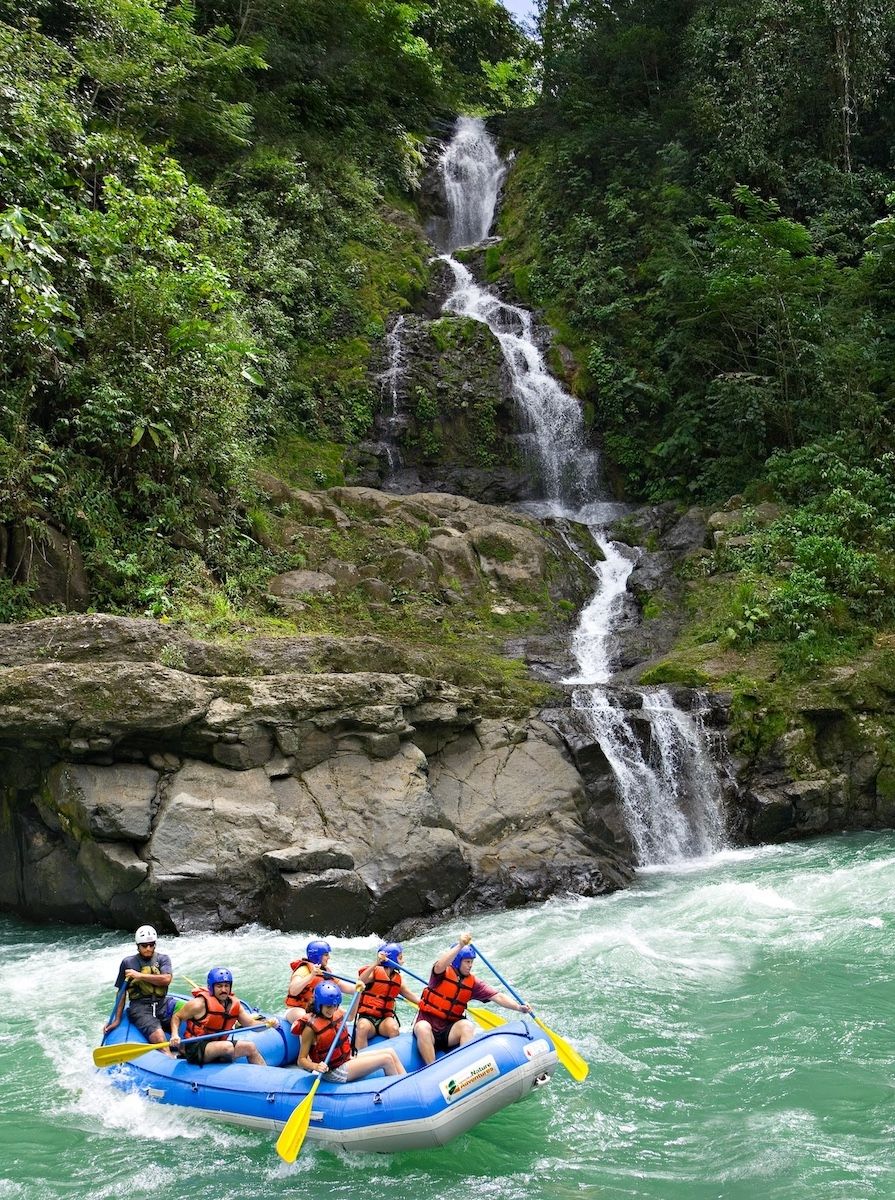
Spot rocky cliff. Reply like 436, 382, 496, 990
0, 488, 636, 936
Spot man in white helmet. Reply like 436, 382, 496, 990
104, 925, 174, 1051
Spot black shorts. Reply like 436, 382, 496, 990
357, 1013, 399, 1035
432, 1025, 454, 1053
179, 1040, 210, 1066
179, 1034, 232, 1065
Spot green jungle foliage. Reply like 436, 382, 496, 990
4, 0, 894, 689
492, 0, 895, 674
0, 0, 528, 621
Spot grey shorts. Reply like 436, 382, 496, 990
128, 998, 166, 1039
323, 1064, 349, 1083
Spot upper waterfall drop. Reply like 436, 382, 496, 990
435, 116, 505, 252
439, 254, 602, 508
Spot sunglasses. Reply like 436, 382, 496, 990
137, 941, 156, 948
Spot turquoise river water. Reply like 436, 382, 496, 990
2, 831, 895, 1200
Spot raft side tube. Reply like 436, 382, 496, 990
102, 1011, 558, 1153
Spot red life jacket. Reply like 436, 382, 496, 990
357, 964, 401, 1020
184, 988, 242, 1041
285, 959, 321, 1009
296, 1009, 351, 1069
418, 966, 475, 1024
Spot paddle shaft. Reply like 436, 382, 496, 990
93, 1012, 274, 1067
384, 959, 506, 1031
169, 1025, 269, 1050
469, 944, 531, 1012
101, 982, 128, 1044
382, 958, 428, 988
470, 942, 589, 1080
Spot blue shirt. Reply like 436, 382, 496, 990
114, 951, 172, 994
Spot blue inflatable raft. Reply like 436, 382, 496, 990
101, 1005, 558, 1152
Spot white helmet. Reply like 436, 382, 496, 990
135, 925, 158, 943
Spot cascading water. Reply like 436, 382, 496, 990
435, 116, 506, 251
376, 314, 407, 479
440, 257, 599, 506
436, 116, 726, 863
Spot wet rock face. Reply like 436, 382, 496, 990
358, 312, 534, 502
734, 673, 895, 843
607, 503, 713, 678
2, 521, 89, 610
0, 615, 633, 935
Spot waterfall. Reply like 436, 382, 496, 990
435, 116, 727, 864
376, 315, 407, 479
437, 116, 506, 251
571, 689, 727, 863
440, 257, 599, 506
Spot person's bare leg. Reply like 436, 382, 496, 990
232, 1039, 265, 1065
413, 1021, 435, 1065
354, 1017, 374, 1050
148, 1027, 174, 1057
202, 1042, 236, 1064
345, 1049, 406, 1081
447, 1019, 476, 1050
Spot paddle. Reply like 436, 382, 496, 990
383, 958, 505, 1032
101, 982, 128, 1044
94, 1027, 245, 1068
275, 989, 361, 1163
470, 943, 589, 1082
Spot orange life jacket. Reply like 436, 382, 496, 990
296, 1009, 351, 1069
417, 966, 475, 1024
183, 988, 242, 1041
357, 964, 401, 1020
285, 959, 324, 1010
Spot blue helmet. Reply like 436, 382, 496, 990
207, 966, 233, 990
306, 939, 332, 965
452, 946, 476, 973
313, 981, 342, 1011
379, 942, 403, 965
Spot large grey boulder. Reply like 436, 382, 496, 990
43, 763, 158, 842
429, 718, 634, 902
0, 614, 634, 934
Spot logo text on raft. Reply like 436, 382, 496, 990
438, 1055, 499, 1103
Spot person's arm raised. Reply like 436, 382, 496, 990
431, 929, 472, 975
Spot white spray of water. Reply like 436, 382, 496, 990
440, 255, 600, 505
570, 688, 728, 863
564, 533, 636, 685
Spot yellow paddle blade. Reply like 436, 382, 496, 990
276, 1078, 320, 1163
534, 1016, 589, 1081
93, 1040, 171, 1067
467, 1007, 506, 1031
